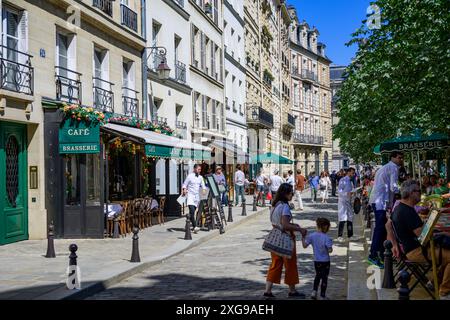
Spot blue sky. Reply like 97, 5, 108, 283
289, 0, 372, 66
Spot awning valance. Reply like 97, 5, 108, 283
373, 131, 449, 155
103, 123, 211, 160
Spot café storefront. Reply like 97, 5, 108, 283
43, 103, 210, 239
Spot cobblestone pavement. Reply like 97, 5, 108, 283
88, 192, 348, 300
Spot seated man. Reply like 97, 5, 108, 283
386, 180, 450, 300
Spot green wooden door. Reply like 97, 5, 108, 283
0, 122, 28, 245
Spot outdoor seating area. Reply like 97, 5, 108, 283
105, 196, 166, 237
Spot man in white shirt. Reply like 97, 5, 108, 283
255, 169, 267, 206
338, 168, 356, 241
368, 151, 403, 268
234, 164, 246, 206
269, 169, 284, 195
182, 164, 206, 233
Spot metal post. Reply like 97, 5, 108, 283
130, 227, 141, 262
398, 270, 411, 300
45, 221, 56, 258
184, 208, 192, 240
253, 193, 257, 211
68, 244, 78, 288
227, 202, 233, 222
382, 240, 396, 289
113, 215, 120, 238
241, 199, 247, 216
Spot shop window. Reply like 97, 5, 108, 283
156, 159, 166, 195
170, 160, 179, 195
64, 155, 81, 206
86, 154, 101, 206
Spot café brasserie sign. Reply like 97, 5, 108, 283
397, 140, 446, 151
59, 120, 100, 154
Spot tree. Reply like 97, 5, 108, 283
333, 0, 450, 163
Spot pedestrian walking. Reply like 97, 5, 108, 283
182, 164, 207, 234
294, 169, 306, 210
367, 151, 403, 268
309, 172, 319, 203
302, 217, 333, 300
264, 183, 308, 299
337, 168, 356, 241
330, 170, 338, 197
269, 169, 284, 200
213, 166, 227, 205
319, 171, 331, 203
255, 169, 268, 206
234, 165, 246, 206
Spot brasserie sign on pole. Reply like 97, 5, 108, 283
59, 120, 100, 154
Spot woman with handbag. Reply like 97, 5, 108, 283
213, 166, 227, 205
263, 183, 308, 299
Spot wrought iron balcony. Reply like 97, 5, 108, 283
301, 69, 318, 82
0, 46, 33, 95
176, 120, 187, 129
93, 0, 113, 16
121, 4, 138, 32
246, 105, 274, 130
282, 113, 295, 131
293, 133, 324, 145
291, 65, 300, 78
122, 87, 139, 117
93, 77, 114, 113
156, 116, 167, 125
55, 66, 82, 104
174, 60, 186, 84
225, 97, 230, 110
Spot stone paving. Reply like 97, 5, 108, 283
88, 192, 348, 300
0, 195, 264, 300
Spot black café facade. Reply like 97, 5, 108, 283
43, 101, 210, 239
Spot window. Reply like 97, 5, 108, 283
231, 28, 235, 36
238, 35, 241, 43
152, 21, 161, 46
122, 59, 135, 93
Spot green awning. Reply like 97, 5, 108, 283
373, 131, 449, 155
250, 152, 293, 164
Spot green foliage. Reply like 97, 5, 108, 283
334, 0, 450, 163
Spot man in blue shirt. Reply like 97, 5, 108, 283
309, 172, 319, 203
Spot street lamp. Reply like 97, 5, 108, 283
146, 46, 171, 81
252, 107, 258, 121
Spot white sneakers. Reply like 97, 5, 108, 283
193, 227, 200, 234
310, 290, 317, 300
336, 237, 344, 242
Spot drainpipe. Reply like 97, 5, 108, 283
141, 0, 148, 119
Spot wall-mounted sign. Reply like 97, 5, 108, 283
59, 120, 100, 154
29, 166, 38, 189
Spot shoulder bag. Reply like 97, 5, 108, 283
262, 204, 294, 259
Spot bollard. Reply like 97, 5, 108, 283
227, 202, 233, 222
67, 244, 78, 289
113, 215, 120, 238
184, 210, 192, 240
261, 192, 266, 207
45, 221, 56, 258
253, 193, 257, 211
130, 226, 141, 262
241, 199, 247, 216
382, 240, 396, 288
398, 270, 411, 300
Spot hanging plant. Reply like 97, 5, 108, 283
61, 104, 106, 124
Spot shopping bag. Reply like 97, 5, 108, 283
177, 194, 187, 206
266, 191, 272, 201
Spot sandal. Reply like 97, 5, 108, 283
263, 292, 275, 298
288, 291, 306, 298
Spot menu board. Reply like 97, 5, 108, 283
418, 209, 441, 246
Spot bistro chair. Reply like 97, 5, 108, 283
125, 200, 135, 234
143, 196, 152, 228
133, 198, 145, 229
155, 196, 166, 225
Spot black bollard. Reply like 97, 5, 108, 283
68, 244, 78, 288
253, 193, 257, 211
261, 192, 266, 207
130, 226, 141, 262
382, 240, 396, 288
45, 221, 56, 258
184, 210, 192, 240
241, 199, 247, 216
227, 202, 233, 222
398, 270, 411, 300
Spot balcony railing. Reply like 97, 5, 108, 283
122, 87, 139, 117
293, 133, 324, 145
246, 105, 274, 129
93, 77, 114, 113
55, 66, 82, 104
292, 65, 300, 78
0, 46, 33, 95
174, 60, 186, 84
156, 116, 167, 125
93, 0, 113, 16
301, 69, 318, 82
225, 97, 230, 110
120, 4, 138, 32
176, 120, 187, 129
